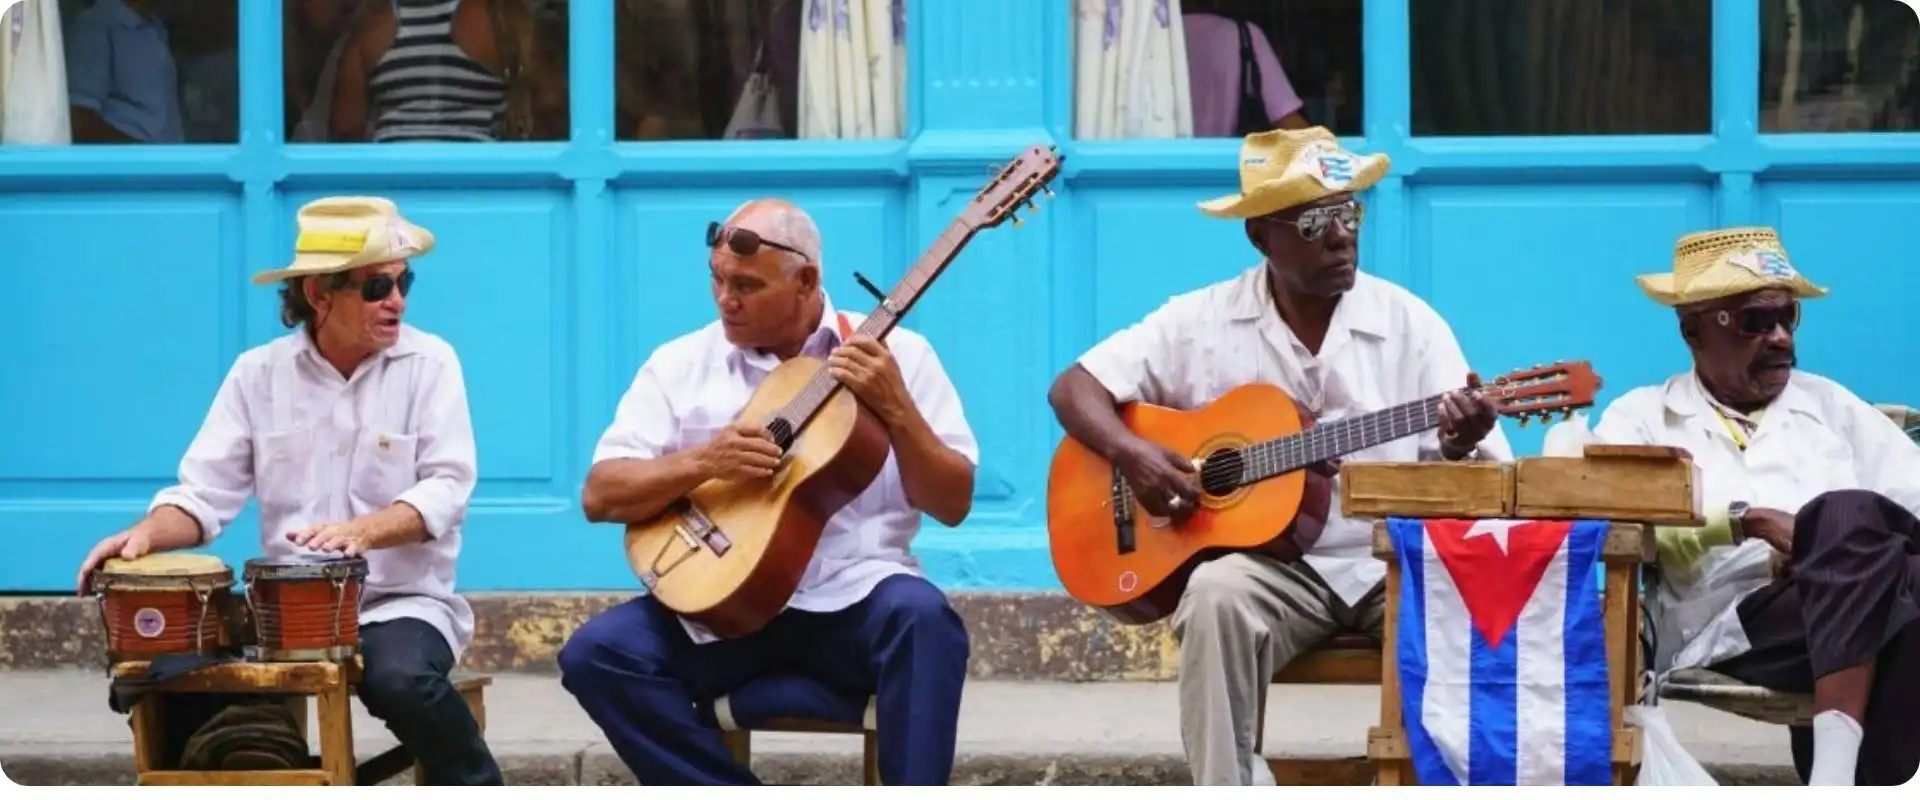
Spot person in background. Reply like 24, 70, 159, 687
330, 0, 565, 142
65, 0, 183, 143
1182, 11, 1308, 138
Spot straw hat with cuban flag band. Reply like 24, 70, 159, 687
1197, 126, 1391, 219
250, 196, 436, 285
1634, 225, 1828, 308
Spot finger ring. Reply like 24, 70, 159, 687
1167, 495, 1186, 509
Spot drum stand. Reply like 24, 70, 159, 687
117, 657, 493, 786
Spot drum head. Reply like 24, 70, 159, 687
95, 552, 233, 590
245, 552, 370, 581
100, 552, 230, 577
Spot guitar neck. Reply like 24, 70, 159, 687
771, 220, 977, 434
1237, 390, 1455, 484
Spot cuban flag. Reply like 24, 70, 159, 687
1388, 517, 1613, 786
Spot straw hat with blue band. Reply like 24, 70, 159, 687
1635, 226, 1828, 308
250, 196, 436, 285
1197, 127, 1391, 219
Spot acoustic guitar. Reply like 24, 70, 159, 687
1045, 361, 1602, 625
625, 145, 1065, 639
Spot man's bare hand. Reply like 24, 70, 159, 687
699, 422, 783, 481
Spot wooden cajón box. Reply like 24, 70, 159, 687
1340, 443, 1704, 525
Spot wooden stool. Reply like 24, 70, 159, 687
117, 659, 491, 786
715, 692, 880, 785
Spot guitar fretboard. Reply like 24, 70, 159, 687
1236, 393, 1449, 484
767, 222, 976, 437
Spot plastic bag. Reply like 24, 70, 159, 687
1626, 703, 1718, 785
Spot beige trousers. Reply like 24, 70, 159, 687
1171, 553, 1385, 785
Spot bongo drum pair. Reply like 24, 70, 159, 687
92, 551, 370, 665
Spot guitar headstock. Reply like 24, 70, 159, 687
1474, 360, 1603, 426
963, 144, 1064, 231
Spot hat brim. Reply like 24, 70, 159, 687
1635, 270, 1830, 307
1197, 153, 1390, 219
250, 221, 436, 285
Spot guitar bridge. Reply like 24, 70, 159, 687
675, 499, 733, 557
1111, 465, 1136, 555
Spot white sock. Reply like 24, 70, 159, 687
1808, 709, 1863, 786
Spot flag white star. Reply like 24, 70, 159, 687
1462, 519, 1527, 555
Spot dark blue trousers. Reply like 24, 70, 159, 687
558, 573, 971, 785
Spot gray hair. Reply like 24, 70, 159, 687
726, 199, 823, 276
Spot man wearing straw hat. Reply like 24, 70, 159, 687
1590, 226, 1920, 786
72, 196, 504, 784
1047, 127, 1513, 785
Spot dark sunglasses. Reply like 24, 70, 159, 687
337, 270, 414, 303
1279, 199, 1364, 241
707, 221, 809, 260
1716, 302, 1799, 337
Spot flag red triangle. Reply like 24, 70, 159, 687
1423, 519, 1570, 648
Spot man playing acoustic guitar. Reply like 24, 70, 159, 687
1047, 128, 1513, 785
560, 198, 979, 786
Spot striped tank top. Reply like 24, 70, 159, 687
366, 0, 508, 142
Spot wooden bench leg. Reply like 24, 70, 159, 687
317, 683, 355, 786
861, 731, 880, 785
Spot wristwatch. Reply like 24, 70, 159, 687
1727, 501, 1750, 545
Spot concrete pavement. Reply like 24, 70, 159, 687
0, 669, 1798, 786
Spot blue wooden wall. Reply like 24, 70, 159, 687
3, 0, 1918, 593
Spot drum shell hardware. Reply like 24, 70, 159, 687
92, 554, 236, 667
242, 556, 371, 663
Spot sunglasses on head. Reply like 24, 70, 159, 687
336, 269, 414, 303
707, 221, 809, 260
1714, 301, 1799, 337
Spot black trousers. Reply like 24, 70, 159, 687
163, 617, 504, 786
1708, 489, 1920, 786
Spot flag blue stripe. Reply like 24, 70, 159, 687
1562, 519, 1615, 785
1468, 617, 1519, 784
1389, 517, 1458, 786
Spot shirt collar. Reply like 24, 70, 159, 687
1226, 261, 1389, 337
728, 290, 847, 374
295, 322, 421, 375
1665, 368, 1821, 426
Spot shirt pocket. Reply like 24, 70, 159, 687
252, 428, 314, 515
349, 429, 420, 509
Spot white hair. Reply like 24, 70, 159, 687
725, 199, 823, 276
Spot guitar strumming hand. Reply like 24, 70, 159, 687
699, 422, 783, 481
1113, 437, 1201, 524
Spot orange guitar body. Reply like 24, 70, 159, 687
623, 356, 891, 639
1046, 383, 1332, 625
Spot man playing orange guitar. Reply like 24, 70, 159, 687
559, 198, 980, 785
1047, 128, 1513, 785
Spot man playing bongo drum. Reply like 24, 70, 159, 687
73, 196, 503, 785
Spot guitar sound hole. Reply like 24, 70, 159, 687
765, 417, 796, 451
1197, 448, 1245, 497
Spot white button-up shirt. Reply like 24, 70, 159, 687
149, 324, 479, 659
592, 291, 979, 643
1076, 264, 1514, 607
1592, 369, 1920, 672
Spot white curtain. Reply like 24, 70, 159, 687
1074, 0, 1192, 139
798, 0, 904, 139
0, 0, 72, 144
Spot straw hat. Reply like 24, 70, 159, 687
1197, 127, 1390, 219
1635, 226, 1827, 307
250, 196, 436, 285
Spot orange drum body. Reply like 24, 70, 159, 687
93, 553, 235, 664
243, 555, 369, 663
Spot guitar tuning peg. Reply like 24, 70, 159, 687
1042, 186, 1055, 198
1011, 215, 1024, 228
